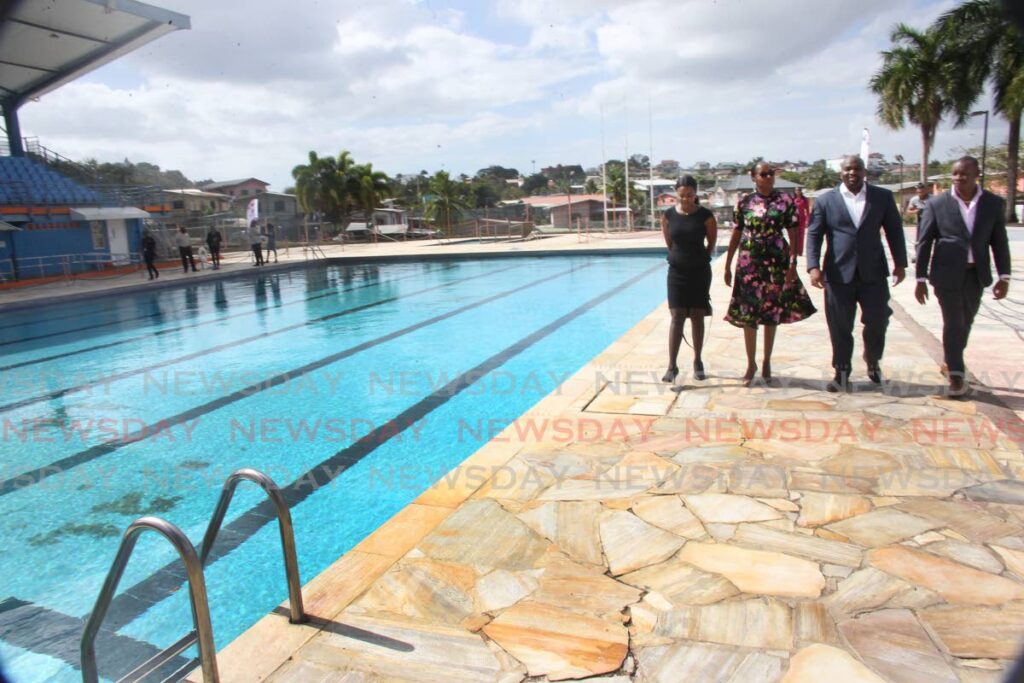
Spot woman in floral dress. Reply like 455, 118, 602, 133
724, 162, 816, 385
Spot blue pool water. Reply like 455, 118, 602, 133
0, 254, 666, 682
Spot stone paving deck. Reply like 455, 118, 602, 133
180, 236, 1024, 683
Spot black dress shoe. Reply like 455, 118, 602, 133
867, 365, 882, 385
693, 360, 706, 381
662, 367, 679, 383
948, 376, 968, 398
827, 371, 850, 393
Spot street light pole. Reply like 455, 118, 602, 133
894, 154, 904, 211
970, 110, 989, 188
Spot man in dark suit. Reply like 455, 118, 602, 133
915, 156, 1011, 396
806, 155, 908, 391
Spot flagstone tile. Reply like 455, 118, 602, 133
989, 545, 1024, 579
728, 463, 790, 497
473, 568, 542, 613
794, 603, 838, 647
788, 470, 876, 495
651, 598, 793, 650
826, 508, 939, 547
482, 601, 628, 680
920, 603, 1024, 659
651, 463, 726, 494
414, 499, 549, 573
634, 641, 784, 683
897, 499, 1024, 543
516, 501, 604, 566
621, 560, 738, 607
670, 444, 752, 467
822, 448, 902, 478
825, 568, 911, 618
732, 523, 863, 567
679, 542, 825, 598
925, 541, 1005, 574
839, 609, 958, 682
874, 468, 977, 497
296, 612, 508, 683
921, 446, 1004, 475
746, 439, 842, 463
683, 493, 783, 524
868, 545, 1024, 605
962, 480, 1024, 506
600, 510, 686, 575
353, 504, 453, 559
865, 403, 946, 421
796, 492, 873, 527
885, 585, 944, 610
353, 559, 477, 625
631, 495, 707, 539
531, 551, 641, 617
781, 644, 886, 683
536, 476, 651, 501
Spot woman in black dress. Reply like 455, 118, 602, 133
662, 175, 717, 383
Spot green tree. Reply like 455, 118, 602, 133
870, 24, 960, 184
291, 150, 358, 234
352, 163, 391, 240
935, 0, 1024, 221
425, 171, 471, 237
521, 173, 549, 195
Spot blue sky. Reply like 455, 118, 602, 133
17, 0, 1002, 190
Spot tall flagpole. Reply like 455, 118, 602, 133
624, 104, 631, 231
601, 104, 609, 233
648, 97, 655, 229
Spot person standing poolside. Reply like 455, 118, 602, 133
724, 162, 816, 386
175, 225, 197, 273
915, 156, 1011, 397
142, 230, 159, 280
793, 187, 810, 256
248, 219, 264, 266
264, 221, 278, 263
662, 175, 718, 384
806, 154, 907, 392
206, 226, 223, 269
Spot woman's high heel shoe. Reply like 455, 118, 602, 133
693, 360, 706, 381
742, 364, 758, 387
662, 367, 679, 383
762, 361, 772, 382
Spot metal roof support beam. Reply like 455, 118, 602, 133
3, 103, 24, 156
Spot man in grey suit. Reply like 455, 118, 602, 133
915, 156, 1011, 396
806, 155, 908, 391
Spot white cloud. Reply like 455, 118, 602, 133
14, 0, 996, 189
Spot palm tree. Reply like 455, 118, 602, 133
425, 171, 470, 238
870, 24, 959, 184
935, 0, 1024, 222
291, 150, 359, 237
352, 163, 391, 242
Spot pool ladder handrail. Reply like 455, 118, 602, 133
80, 468, 306, 683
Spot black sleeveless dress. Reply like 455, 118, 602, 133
665, 205, 713, 314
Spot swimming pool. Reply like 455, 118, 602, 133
0, 253, 667, 682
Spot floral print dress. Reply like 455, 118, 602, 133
725, 191, 816, 327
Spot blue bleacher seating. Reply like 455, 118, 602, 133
0, 157, 103, 206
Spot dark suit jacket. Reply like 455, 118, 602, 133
805, 184, 908, 285
915, 189, 1011, 289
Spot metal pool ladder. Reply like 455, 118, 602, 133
80, 468, 307, 683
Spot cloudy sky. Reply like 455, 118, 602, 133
17, 0, 1005, 190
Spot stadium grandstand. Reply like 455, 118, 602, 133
0, 0, 189, 282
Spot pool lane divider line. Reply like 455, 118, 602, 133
93, 262, 660, 633
0, 597, 195, 679
0, 268, 331, 347
0, 262, 593, 497
0, 261, 482, 372
0, 264, 525, 416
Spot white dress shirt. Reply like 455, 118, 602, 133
952, 184, 980, 264
840, 183, 867, 227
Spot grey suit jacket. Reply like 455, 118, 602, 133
805, 184, 907, 285
915, 190, 1011, 289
